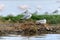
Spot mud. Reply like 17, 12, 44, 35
0, 21, 60, 36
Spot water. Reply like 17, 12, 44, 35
0, 34, 60, 40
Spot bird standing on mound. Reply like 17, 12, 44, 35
21, 10, 32, 20
36, 19, 52, 30
36, 19, 46, 24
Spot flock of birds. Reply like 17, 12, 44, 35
21, 10, 51, 30
22, 9, 46, 23
0, 4, 51, 30
22, 10, 47, 24
0, 4, 47, 25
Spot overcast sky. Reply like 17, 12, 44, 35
0, 0, 60, 16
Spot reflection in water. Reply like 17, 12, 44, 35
0, 34, 60, 40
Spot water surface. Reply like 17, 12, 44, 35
0, 34, 60, 40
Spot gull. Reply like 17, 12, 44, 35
36, 19, 46, 24
53, 7, 60, 15
36, 19, 51, 30
34, 5, 41, 14
18, 5, 32, 20
21, 10, 32, 20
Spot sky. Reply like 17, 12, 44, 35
0, 0, 60, 16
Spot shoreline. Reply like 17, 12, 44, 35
0, 21, 60, 36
